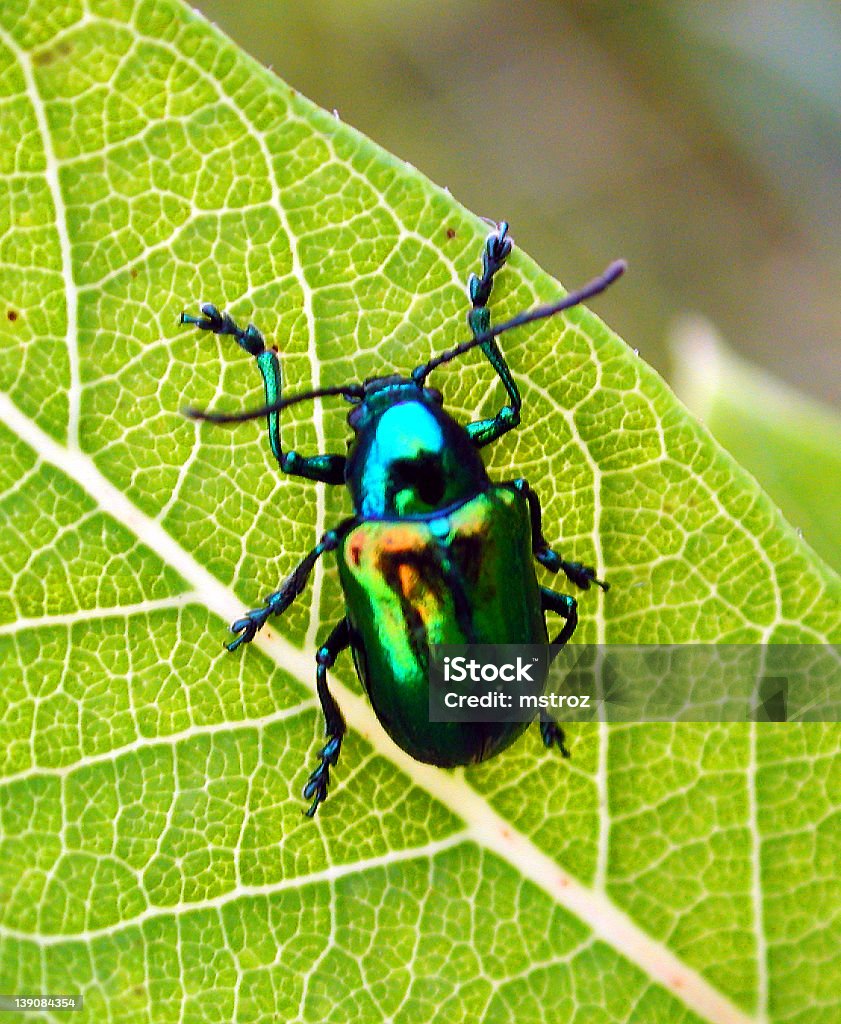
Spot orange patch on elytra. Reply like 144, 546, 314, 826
381, 525, 426, 553
398, 563, 420, 598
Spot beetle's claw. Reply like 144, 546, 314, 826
578, 562, 610, 592
302, 735, 342, 817
180, 303, 222, 333
487, 230, 511, 264
483, 222, 512, 268
303, 764, 329, 817
225, 628, 251, 653
225, 609, 266, 652
562, 561, 609, 593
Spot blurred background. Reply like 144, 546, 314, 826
198, 0, 840, 571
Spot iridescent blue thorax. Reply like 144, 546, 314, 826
345, 376, 489, 518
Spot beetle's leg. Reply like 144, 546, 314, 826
539, 717, 571, 758
540, 586, 578, 649
506, 479, 609, 592
181, 304, 346, 484
431, 546, 477, 643
463, 223, 523, 448
303, 618, 351, 817
226, 518, 356, 652
538, 585, 576, 757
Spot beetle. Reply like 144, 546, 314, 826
182, 223, 624, 816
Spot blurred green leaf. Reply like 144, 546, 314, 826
672, 318, 841, 574
0, 2, 839, 1023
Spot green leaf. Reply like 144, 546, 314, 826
671, 318, 841, 575
0, 3, 838, 1023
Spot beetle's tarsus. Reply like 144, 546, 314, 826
181, 303, 266, 355
303, 735, 342, 817
225, 581, 305, 652
462, 223, 522, 448
543, 555, 609, 593
225, 608, 267, 651
469, 221, 511, 308
539, 717, 571, 758
303, 619, 351, 817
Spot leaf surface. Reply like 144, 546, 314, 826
0, 3, 839, 1022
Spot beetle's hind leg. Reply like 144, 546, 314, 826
538, 585, 577, 758
180, 304, 345, 484
508, 479, 609, 592
540, 586, 578, 650
539, 718, 571, 758
303, 618, 351, 817
463, 223, 523, 448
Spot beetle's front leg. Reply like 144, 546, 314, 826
507, 479, 609, 592
226, 521, 355, 651
181, 304, 346, 484
303, 618, 351, 817
463, 223, 523, 448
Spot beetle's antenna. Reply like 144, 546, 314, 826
412, 258, 626, 383
184, 260, 626, 424
183, 383, 365, 424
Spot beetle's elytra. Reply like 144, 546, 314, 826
182, 223, 624, 816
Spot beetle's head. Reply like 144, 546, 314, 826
346, 374, 444, 433
345, 378, 488, 517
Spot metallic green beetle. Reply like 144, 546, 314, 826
183, 224, 624, 815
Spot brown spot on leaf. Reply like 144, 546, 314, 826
7, 310, 18, 322
446, 228, 456, 239
33, 40, 73, 66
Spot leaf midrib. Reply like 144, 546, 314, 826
0, 25, 80, 447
